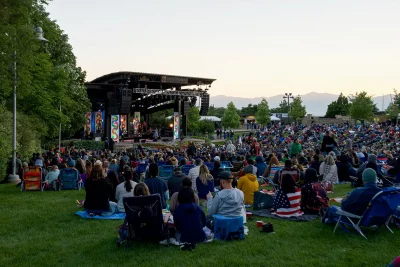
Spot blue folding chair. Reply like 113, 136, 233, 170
220, 161, 233, 171
58, 168, 82, 190
333, 187, 400, 239
182, 165, 195, 175
159, 165, 174, 181
158, 161, 166, 167
203, 162, 214, 171
136, 163, 148, 175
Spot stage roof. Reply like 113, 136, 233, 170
89, 71, 216, 90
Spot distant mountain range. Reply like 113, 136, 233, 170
209, 92, 392, 116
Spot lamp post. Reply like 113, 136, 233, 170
283, 93, 294, 123
8, 27, 48, 183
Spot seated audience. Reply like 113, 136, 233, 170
255, 156, 267, 177
196, 165, 214, 200
301, 168, 329, 214
84, 163, 117, 215
134, 182, 150, 196
170, 178, 199, 213
272, 174, 303, 217
168, 166, 187, 196
206, 171, 246, 223
144, 163, 169, 209
238, 165, 259, 205
321, 168, 382, 223
116, 168, 137, 213
174, 187, 206, 251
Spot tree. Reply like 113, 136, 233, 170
325, 93, 351, 118
349, 91, 375, 121
222, 102, 241, 129
0, 0, 91, 177
386, 89, 400, 122
149, 109, 172, 128
239, 104, 258, 116
270, 99, 290, 113
207, 105, 226, 118
187, 106, 201, 135
255, 98, 271, 126
198, 120, 215, 135
289, 96, 307, 121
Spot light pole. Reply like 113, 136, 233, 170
8, 27, 48, 183
283, 93, 294, 123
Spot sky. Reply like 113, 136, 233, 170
47, 0, 400, 98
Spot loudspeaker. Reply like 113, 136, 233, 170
120, 88, 132, 114
181, 101, 189, 115
200, 93, 210, 116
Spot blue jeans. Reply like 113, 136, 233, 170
324, 206, 340, 224
102, 201, 118, 216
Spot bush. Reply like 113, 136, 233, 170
74, 140, 104, 150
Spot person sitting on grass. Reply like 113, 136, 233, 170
321, 168, 381, 223
300, 168, 329, 214
238, 165, 259, 205
168, 166, 188, 197
133, 182, 150, 196
196, 165, 214, 200
170, 178, 199, 213
144, 163, 169, 209
174, 187, 206, 251
106, 169, 120, 203
84, 162, 117, 216
272, 174, 303, 218
206, 171, 246, 223
116, 168, 137, 213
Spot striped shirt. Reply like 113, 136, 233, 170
273, 188, 303, 217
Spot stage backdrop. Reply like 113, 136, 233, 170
173, 112, 180, 139
111, 115, 120, 142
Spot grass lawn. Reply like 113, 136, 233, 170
1, 183, 399, 267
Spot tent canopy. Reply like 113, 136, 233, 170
270, 115, 280, 121
200, 116, 221, 122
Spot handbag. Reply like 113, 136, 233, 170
253, 191, 274, 210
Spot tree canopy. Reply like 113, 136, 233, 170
270, 99, 290, 113
325, 93, 351, 118
238, 104, 258, 116
222, 102, 241, 129
255, 99, 271, 126
288, 96, 307, 121
207, 105, 226, 118
349, 91, 375, 121
187, 106, 201, 135
0, 0, 91, 176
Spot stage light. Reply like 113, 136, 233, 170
169, 123, 173, 128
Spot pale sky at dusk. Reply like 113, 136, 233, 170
47, 0, 400, 98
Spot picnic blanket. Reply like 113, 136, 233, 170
75, 211, 126, 220
251, 209, 319, 222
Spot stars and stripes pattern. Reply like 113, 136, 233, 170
273, 188, 304, 217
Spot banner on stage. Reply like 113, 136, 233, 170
111, 115, 120, 142
173, 112, 180, 140
84, 112, 91, 134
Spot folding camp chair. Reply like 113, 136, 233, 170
21, 167, 45, 192
159, 165, 174, 182
221, 161, 233, 171
58, 168, 82, 190
136, 163, 147, 175
182, 165, 195, 175
333, 187, 400, 239
203, 162, 214, 171
120, 194, 170, 249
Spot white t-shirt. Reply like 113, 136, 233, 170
116, 181, 137, 212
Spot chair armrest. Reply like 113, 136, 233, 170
335, 208, 362, 219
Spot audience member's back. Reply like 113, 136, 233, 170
144, 163, 168, 209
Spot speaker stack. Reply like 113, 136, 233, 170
120, 88, 132, 114
200, 93, 210, 115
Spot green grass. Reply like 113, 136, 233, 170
1, 184, 399, 267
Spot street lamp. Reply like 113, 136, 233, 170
8, 27, 48, 183
283, 93, 294, 122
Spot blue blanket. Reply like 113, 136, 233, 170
75, 211, 126, 220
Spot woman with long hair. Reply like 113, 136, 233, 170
319, 155, 338, 191
301, 168, 329, 214
272, 174, 303, 217
75, 158, 86, 175
173, 187, 206, 251
263, 156, 279, 178
196, 165, 214, 200
106, 170, 120, 202
133, 182, 150, 196
84, 163, 117, 216
115, 167, 137, 213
